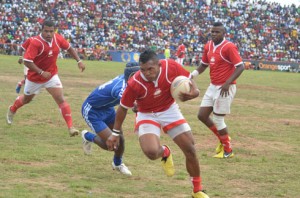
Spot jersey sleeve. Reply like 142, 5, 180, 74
120, 85, 136, 109
21, 38, 31, 50
180, 45, 185, 53
226, 43, 243, 67
201, 42, 210, 65
176, 61, 190, 77
112, 78, 125, 100
55, 33, 70, 50
168, 59, 190, 78
23, 39, 40, 62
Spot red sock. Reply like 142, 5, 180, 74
209, 125, 221, 140
162, 145, 170, 158
10, 95, 24, 113
191, 176, 202, 193
59, 101, 73, 128
219, 134, 232, 153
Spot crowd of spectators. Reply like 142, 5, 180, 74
0, 0, 299, 64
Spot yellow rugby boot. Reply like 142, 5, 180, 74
192, 191, 210, 198
161, 145, 175, 176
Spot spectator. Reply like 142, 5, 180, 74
175, 39, 186, 66
164, 44, 170, 59
0, 0, 299, 63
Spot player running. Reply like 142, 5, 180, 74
107, 50, 209, 198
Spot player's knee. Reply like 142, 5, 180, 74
22, 96, 32, 104
213, 114, 227, 130
183, 145, 197, 159
143, 149, 159, 160
197, 112, 206, 123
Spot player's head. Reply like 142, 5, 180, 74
183, 41, 189, 47
139, 49, 161, 82
124, 62, 140, 83
211, 22, 226, 45
41, 20, 55, 42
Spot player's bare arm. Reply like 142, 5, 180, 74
106, 105, 128, 150
132, 101, 138, 113
18, 48, 25, 64
24, 61, 51, 79
219, 63, 245, 97
67, 47, 86, 72
191, 63, 208, 78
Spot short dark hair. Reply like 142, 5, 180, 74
139, 49, 159, 64
213, 22, 224, 27
212, 22, 226, 32
42, 20, 55, 29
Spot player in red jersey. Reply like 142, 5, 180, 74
6, 20, 86, 137
15, 38, 32, 93
106, 50, 209, 198
191, 22, 244, 159
175, 39, 186, 66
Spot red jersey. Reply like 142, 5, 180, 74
120, 59, 191, 113
175, 44, 186, 58
201, 39, 243, 85
21, 37, 32, 50
23, 33, 70, 83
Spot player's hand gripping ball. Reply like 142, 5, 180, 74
170, 76, 191, 102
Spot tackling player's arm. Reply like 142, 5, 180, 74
106, 105, 128, 151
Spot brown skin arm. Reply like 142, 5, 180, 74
219, 63, 245, 97
18, 47, 25, 64
106, 106, 128, 151
132, 101, 138, 113
191, 62, 209, 79
24, 61, 52, 79
67, 47, 86, 72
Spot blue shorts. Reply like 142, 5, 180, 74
81, 102, 115, 133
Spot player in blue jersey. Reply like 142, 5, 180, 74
81, 62, 140, 176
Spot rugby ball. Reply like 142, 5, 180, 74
170, 76, 191, 101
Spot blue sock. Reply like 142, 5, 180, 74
84, 132, 96, 142
113, 156, 122, 166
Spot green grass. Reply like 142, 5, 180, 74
0, 54, 300, 198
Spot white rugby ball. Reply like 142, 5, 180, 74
170, 76, 191, 101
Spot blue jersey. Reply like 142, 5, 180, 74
84, 75, 126, 109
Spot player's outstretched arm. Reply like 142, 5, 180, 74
106, 106, 128, 151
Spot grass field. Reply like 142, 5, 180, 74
0, 54, 299, 198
